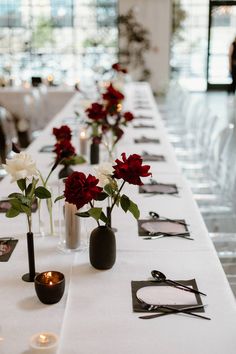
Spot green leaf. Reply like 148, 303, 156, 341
21, 204, 31, 215
26, 183, 33, 196
128, 200, 140, 220
54, 195, 64, 203
9, 198, 22, 211
95, 192, 108, 201
88, 207, 102, 221
8, 192, 23, 198
120, 194, 130, 213
99, 211, 108, 224
104, 183, 114, 196
17, 179, 26, 192
6, 207, 20, 218
35, 186, 51, 199
76, 211, 90, 218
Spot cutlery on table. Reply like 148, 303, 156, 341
151, 270, 206, 296
138, 302, 210, 320
149, 211, 189, 226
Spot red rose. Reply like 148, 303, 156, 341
54, 140, 75, 162
103, 83, 125, 103
113, 153, 151, 185
64, 172, 103, 209
86, 103, 107, 121
112, 63, 127, 74
123, 111, 134, 122
53, 125, 72, 141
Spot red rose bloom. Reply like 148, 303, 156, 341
113, 153, 151, 185
53, 125, 72, 141
112, 63, 128, 74
103, 83, 124, 103
54, 140, 75, 162
86, 103, 107, 122
64, 172, 103, 209
123, 111, 134, 122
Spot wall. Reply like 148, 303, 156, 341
118, 0, 171, 94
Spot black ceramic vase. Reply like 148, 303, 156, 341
89, 225, 116, 270
90, 142, 99, 165
22, 232, 38, 282
58, 165, 74, 179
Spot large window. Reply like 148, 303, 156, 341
171, 0, 209, 91
0, 0, 118, 86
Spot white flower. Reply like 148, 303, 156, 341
3, 152, 38, 182
95, 162, 114, 187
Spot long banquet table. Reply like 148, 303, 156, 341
0, 82, 236, 354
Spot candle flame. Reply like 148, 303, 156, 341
39, 334, 49, 344
80, 131, 86, 138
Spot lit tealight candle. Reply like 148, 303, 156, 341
34, 271, 65, 305
79, 129, 87, 156
30, 332, 58, 353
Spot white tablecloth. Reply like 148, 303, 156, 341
0, 82, 235, 354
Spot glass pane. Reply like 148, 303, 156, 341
0, 0, 118, 85
208, 5, 236, 84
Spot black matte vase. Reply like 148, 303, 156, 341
22, 232, 38, 282
58, 165, 74, 179
89, 226, 116, 270
90, 143, 99, 165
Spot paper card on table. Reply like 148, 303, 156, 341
137, 286, 196, 305
39, 145, 54, 153
0, 239, 18, 262
138, 219, 188, 236
131, 280, 203, 312
0, 198, 38, 213
139, 183, 178, 194
133, 124, 156, 129
136, 115, 153, 120
134, 137, 160, 144
141, 154, 165, 162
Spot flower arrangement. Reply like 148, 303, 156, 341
85, 86, 134, 159
58, 153, 151, 226
52, 125, 85, 167
3, 152, 51, 233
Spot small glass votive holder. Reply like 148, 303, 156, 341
29, 332, 58, 353
34, 271, 65, 305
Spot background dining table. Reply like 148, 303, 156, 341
0, 82, 235, 354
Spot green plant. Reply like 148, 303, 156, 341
118, 8, 151, 81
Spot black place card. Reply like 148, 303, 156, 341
39, 145, 54, 153
139, 183, 178, 195
138, 219, 188, 237
0, 239, 18, 262
131, 279, 203, 312
0, 198, 38, 213
134, 137, 160, 144
141, 154, 165, 162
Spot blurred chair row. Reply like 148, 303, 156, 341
0, 86, 74, 179
160, 81, 236, 295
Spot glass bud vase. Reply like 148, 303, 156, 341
89, 225, 116, 270
58, 202, 84, 252
38, 197, 54, 237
